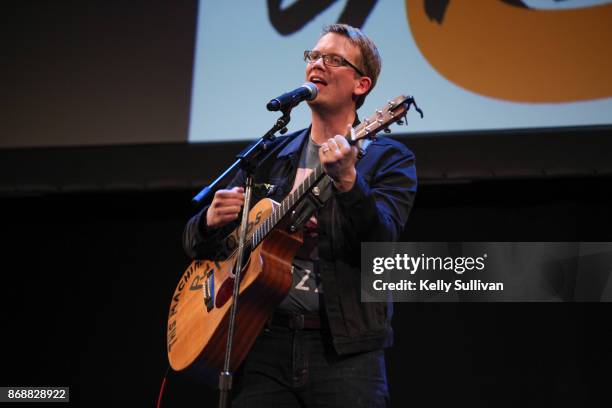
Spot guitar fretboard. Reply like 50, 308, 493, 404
251, 162, 325, 248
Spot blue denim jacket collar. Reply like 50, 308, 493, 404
276, 126, 310, 159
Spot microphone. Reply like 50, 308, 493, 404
266, 82, 318, 111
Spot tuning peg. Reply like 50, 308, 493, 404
396, 119, 404, 125
383, 127, 391, 134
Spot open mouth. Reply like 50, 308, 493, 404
309, 76, 328, 89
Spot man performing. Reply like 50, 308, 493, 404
183, 23, 417, 407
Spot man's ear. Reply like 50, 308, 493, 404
354, 76, 372, 98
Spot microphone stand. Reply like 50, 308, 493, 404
189, 107, 293, 408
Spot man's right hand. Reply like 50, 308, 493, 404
206, 187, 245, 229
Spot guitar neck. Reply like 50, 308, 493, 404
251, 131, 355, 245
251, 162, 325, 248
247, 94, 414, 249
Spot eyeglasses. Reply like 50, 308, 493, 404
303, 50, 364, 77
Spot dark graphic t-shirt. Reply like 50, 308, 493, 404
277, 136, 332, 313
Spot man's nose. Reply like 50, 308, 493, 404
309, 56, 326, 72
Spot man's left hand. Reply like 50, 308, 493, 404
319, 125, 358, 192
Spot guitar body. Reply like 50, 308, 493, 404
167, 198, 301, 377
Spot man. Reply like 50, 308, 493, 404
183, 24, 417, 407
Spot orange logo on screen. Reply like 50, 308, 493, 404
405, 0, 612, 102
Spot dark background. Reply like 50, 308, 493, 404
2, 1, 611, 407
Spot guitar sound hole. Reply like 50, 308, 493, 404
215, 278, 234, 308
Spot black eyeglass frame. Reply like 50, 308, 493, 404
303, 50, 365, 77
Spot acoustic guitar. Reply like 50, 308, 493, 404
167, 95, 415, 377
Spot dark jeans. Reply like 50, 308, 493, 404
232, 322, 389, 407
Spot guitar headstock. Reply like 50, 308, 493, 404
351, 95, 422, 143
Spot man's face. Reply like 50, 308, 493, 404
306, 33, 363, 111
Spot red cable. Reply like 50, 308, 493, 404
156, 366, 170, 408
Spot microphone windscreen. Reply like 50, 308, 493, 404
302, 82, 318, 101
